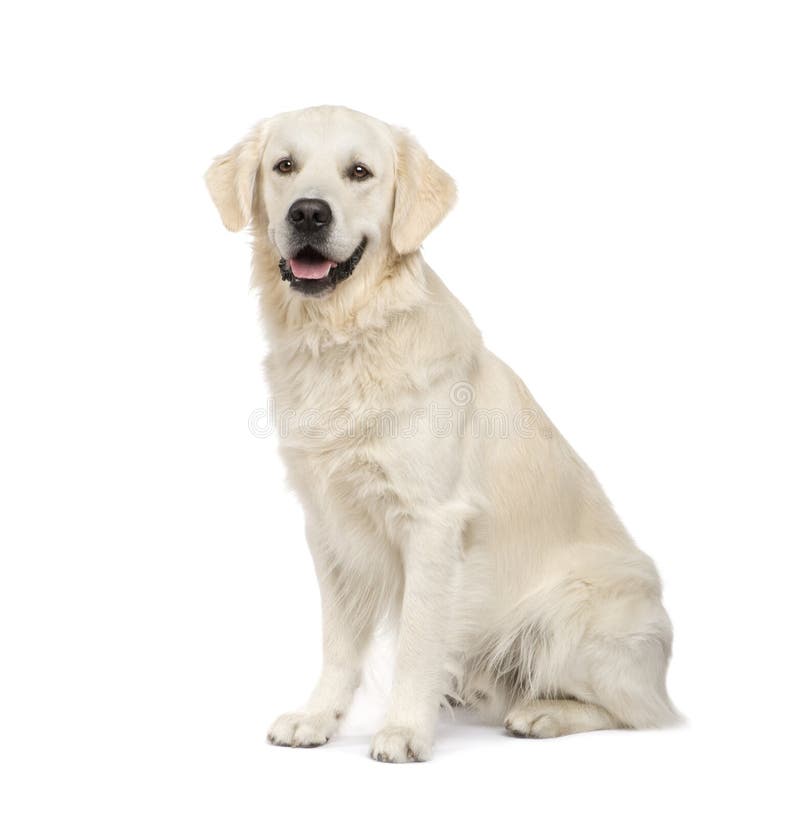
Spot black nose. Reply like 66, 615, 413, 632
287, 198, 332, 233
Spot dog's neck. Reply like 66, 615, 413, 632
251, 234, 430, 357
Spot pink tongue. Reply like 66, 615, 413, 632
290, 258, 333, 279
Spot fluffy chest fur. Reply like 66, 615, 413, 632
266, 287, 479, 545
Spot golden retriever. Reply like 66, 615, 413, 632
205, 105, 678, 762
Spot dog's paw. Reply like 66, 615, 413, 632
503, 701, 578, 739
369, 725, 432, 763
504, 699, 620, 739
504, 708, 562, 739
267, 710, 340, 748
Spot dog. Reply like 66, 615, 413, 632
205, 105, 678, 762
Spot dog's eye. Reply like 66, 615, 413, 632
274, 158, 294, 174
349, 163, 372, 181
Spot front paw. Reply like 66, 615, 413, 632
370, 725, 432, 763
267, 710, 340, 748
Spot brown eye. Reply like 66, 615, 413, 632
350, 163, 372, 180
274, 158, 294, 174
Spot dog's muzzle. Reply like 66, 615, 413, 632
279, 238, 367, 297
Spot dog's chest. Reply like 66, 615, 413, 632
268, 339, 460, 528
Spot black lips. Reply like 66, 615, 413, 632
279, 238, 368, 297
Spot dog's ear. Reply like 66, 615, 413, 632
205, 121, 270, 232
390, 128, 457, 256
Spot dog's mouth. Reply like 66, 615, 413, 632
279, 239, 367, 297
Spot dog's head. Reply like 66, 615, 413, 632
205, 106, 456, 298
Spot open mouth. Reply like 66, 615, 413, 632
279, 239, 367, 297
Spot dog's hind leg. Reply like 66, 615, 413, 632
497, 576, 678, 738
502, 632, 677, 739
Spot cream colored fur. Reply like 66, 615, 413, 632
206, 105, 678, 763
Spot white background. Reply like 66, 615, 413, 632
2, 1, 799, 815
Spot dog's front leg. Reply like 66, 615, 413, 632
268, 526, 377, 748
370, 514, 461, 763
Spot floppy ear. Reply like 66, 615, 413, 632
391, 129, 457, 256
205, 121, 270, 232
